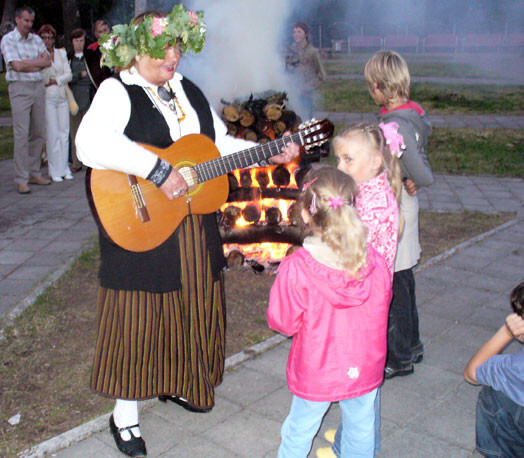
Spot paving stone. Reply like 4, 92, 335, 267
203, 410, 282, 457
248, 385, 292, 423
0, 250, 34, 265
379, 429, 471, 457
6, 265, 52, 281
464, 306, 511, 331
417, 311, 457, 341
381, 383, 440, 427
215, 366, 286, 407
423, 338, 479, 375
162, 438, 238, 458
242, 340, 290, 381
153, 396, 243, 434
53, 435, 120, 457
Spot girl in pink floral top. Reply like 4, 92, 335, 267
267, 167, 392, 457
333, 122, 403, 276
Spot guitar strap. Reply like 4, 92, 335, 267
98, 76, 224, 293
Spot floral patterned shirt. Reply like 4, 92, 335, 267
356, 171, 399, 277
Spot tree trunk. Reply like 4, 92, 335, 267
1, 0, 16, 27
61, 0, 80, 45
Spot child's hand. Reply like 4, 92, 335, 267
506, 313, 524, 342
403, 178, 418, 196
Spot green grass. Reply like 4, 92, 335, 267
0, 72, 9, 114
0, 126, 13, 160
427, 128, 524, 177
328, 126, 524, 178
318, 79, 524, 114
325, 60, 501, 79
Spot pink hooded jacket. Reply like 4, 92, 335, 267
267, 243, 392, 402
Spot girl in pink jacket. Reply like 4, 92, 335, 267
267, 167, 392, 457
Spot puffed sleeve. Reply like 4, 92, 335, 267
267, 255, 307, 337
76, 77, 158, 178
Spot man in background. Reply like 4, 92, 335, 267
1, 5, 51, 194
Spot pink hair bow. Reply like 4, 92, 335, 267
328, 196, 344, 210
379, 122, 405, 158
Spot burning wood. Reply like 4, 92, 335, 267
272, 165, 291, 187
266, 207, 282, 225
226, 249, 245, 268
223, 205, 242, 226
240, 171, 252, 188
242, 204, 261, 223
220, 225, 302, 245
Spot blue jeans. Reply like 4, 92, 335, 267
278, 389, 377, 458
333, 388, 381, 457
476, 386, 524, 458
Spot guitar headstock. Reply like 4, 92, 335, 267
298, 118, 335, 152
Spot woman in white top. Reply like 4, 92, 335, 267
76, 6, 299, 457
39, 24, 72, 182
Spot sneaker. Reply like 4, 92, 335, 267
316, 446, 336, 458
52, 176, 63, 182
324, 429, 336, 444
64, 173, 74, 180
384, 364, 414, 379
17, 183, 31, 194
28, 176, 51, 185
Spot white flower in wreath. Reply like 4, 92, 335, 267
347, 367, 359, 379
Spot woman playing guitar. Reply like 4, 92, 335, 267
76, 6, 299, 457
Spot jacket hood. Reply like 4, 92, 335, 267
381, 104, 432, 142
299, 237, 376, 309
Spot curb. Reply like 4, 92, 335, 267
17, 216, 522, 457
20, 334, 288, 458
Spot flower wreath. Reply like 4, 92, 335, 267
98, 4, 206, 69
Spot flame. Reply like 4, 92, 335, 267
221, 163, 299, 264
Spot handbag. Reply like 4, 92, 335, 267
65, 84, 79, 116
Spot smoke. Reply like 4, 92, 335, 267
177, 0, 310, 116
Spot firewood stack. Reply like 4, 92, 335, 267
218, 92, 307, 269
221, 92, 301, 144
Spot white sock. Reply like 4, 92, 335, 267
113, 399, 141, 440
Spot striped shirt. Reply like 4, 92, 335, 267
1, 28, 46, 82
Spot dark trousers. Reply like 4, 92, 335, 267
386, 268, 423, 369
476, 386, 524, 457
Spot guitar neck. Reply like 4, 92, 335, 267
194, 131, 303, 184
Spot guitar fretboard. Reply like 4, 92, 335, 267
194, 132, 303, 184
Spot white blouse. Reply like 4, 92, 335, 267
41, 48, 72, 99
76, 68, 255, 180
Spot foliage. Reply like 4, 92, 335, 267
99, 4, 206, 69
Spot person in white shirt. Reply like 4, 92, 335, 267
76, 6, 299, 457
38, 24, 73, 182
1, 5, 52, 194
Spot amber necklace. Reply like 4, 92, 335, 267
147, 82, 186, 122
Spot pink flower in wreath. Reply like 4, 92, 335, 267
188, 11, 198, 27
151, 17, 166, 37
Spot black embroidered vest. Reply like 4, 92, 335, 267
98, 76, 225, 292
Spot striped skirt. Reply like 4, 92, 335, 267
90, 215, 226, 410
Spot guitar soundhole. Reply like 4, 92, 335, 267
178, 166, 199, 191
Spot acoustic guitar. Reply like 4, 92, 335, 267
86, 118, 334, 252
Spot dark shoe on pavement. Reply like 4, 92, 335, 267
413, 353, 424, 364
384, 364, 414, 379
109, 414, 147, 457
28, 176, 51, 185
17, 183, 31, 194
158, 395, 212, 413
70, 165, 83, 173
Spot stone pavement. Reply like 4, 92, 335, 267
0, 113, 522, 456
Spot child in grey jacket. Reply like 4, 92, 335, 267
365, 50, 434, 379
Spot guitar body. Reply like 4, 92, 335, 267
86, 118, 334, 252
87, 134, 229, 252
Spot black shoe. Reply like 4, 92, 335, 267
109, 414, 147, 457
158, 395, 212, 413
413, 353, 424, 364
384, 364, 414, 380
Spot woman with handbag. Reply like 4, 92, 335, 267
67, 28, 91, 173
39, 24, 73, 182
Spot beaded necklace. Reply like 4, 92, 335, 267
146, 82, 186, 122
